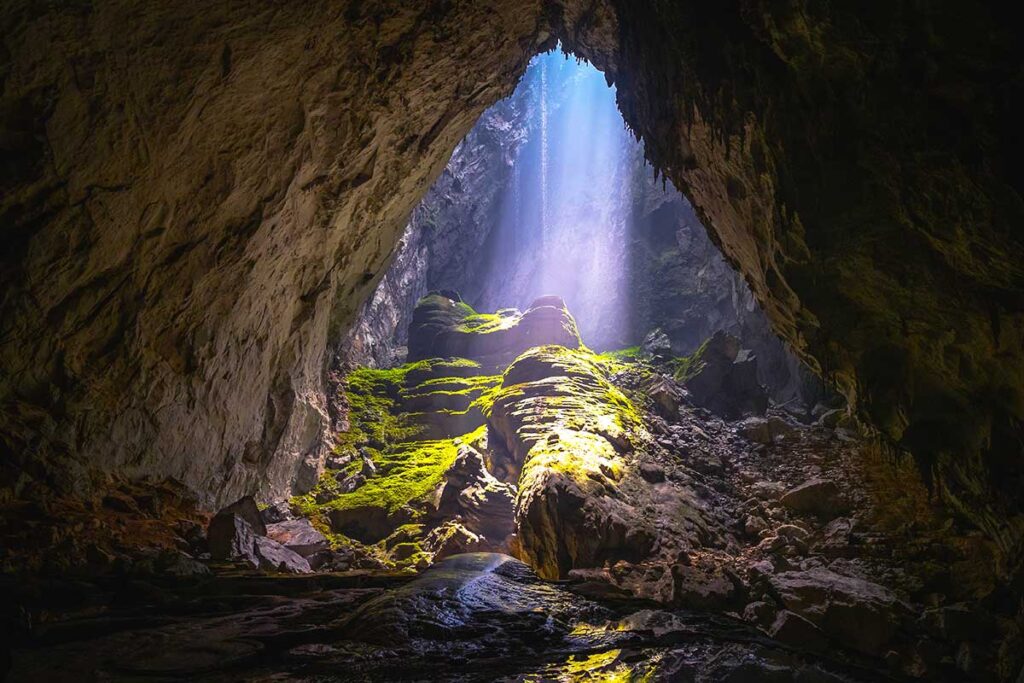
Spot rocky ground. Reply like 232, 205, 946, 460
3, 294, 1021, 681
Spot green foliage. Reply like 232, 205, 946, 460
671, 337, 710, 382
303, 438, 459, 517
455, 311, 518, 334
598, 346, 642, 361
335, 366, 422, 456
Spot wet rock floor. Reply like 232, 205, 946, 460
8, 553, 901, 682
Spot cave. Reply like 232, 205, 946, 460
2, 2, 1023, 681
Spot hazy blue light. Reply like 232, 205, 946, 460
489, 50, 637, 345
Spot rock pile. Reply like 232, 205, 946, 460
207, 495, 315, 573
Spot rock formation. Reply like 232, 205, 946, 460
7, 291, 1024, 680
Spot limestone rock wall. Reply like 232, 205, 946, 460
0, 0, 547, 506
341, 72, 535, 368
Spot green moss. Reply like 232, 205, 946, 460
318, 439, 458, 515
671, 337, 711, 382
492, 345, 644, 449
410, 374, 500, 391
455, 311, 519, 334
337, 365, 422, 455
403, 357, 485, 385
472, 380, 506, 417
597, 346, 642, 362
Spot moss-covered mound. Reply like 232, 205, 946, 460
309, 300, 715, 579
406, 293, 584, 365
293, 353, 505, 569
488, 345, 670, 579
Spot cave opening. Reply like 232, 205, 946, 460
4, 5, 1024, 681
347, 48, 812, 406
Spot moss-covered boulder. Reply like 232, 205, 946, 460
406, 293, 583, 365
406, 294, 479, 362
294, 347, 507, 567
487, 345, 666, 579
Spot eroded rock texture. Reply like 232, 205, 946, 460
2, 1, 1023, 574
0, 0, 548, 506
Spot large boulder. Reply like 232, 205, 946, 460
768, 568, 907, 656
645, 374, 685, 419
220, 495, 267, 536
207, 512, 259, 565
738, 416, 798, 445
678, 331, 768, 420
406, 293, 478, 362
208, 510, 312, 573
422, 521, 485, 560
487, 346, 690, 579
253, 536, 312, 574
779, 479, 848, 518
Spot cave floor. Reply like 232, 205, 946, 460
8, 555, 895, 682
4, 413, 997, 682
2, 315, 1009, 680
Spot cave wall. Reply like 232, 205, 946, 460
555, 0, 1024, 567
0, 0, 547, 506
2, 0, 1023, 571
342, 67, 536, 368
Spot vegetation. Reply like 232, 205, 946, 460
455, 311, 519, 334
293, 438, 460, 518
596, 345, 642, 362
671, 337, 710, 382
